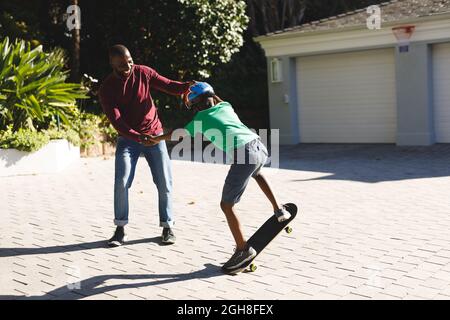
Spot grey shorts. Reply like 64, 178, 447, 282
221, 138, 269, 205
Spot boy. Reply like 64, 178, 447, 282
148, 82, 291, 272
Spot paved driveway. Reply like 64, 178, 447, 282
1, 144, 450, 300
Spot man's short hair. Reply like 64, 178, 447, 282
109, 44, 130, 57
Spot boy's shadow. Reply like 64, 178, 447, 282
0, 263, 223, 300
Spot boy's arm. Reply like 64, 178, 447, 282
153, 130, 176, 142
147, 128, 188, 143
147, 117, 197, 143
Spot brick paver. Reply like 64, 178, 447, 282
1, 144, 450, 300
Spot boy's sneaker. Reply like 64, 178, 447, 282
222, 246, 257, 271
107, 227, 128, 247
274, 205, 291, 222
162, 227, 176, 244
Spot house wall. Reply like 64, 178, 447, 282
395, 43, 435, 145
267, 56, 300, 144
261, 17, 450, 146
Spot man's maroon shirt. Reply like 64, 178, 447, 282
98, 65, 190, 142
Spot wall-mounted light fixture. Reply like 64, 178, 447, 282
270, 58, 283, 83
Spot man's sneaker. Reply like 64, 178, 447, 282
162, 227, 176, 244
274, 205, 291, 222
107, 227, 127, 247
222, 246, 257, 271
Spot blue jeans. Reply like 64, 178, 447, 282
114, 136, 174, 228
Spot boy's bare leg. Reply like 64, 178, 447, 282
220, 201, 246, 251
253, 173, 280, 212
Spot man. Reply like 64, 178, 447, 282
98, 44, 192, 246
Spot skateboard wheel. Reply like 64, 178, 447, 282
249, 264, 257, 272
285, 226, 293, 234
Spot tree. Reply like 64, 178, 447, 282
247, 0, 306, 36
74, 0, 248, 81
69, 0, 81, 82
0, 1, 43, 44
0, 0, 248, 79
247, 0, 385, 36
74, 0, 248, 126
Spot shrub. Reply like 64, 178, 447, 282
45, 127, 81, 147
98, 114, 118, 143
0, 110, 118, 153
0, 37, 88, 132
0, 127, 49, 152
72, 111, 101, 150
71, 111, 118, 150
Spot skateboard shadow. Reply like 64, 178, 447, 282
0, 237, 162, 258
0, 263, 224, 300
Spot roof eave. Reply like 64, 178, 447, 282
254, 11, 450, 44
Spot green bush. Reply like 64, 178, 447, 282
0, 125, 84, 152
0, 127, 49, 152
99, 114, 118, 143
0, 107, 119, 153
72, 111, 101, 150
0, 111, 118, 153
70, 111, 118, 150
45, 127, 81, 147
0, 37, 88, 132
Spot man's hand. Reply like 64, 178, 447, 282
142, 140, 157, 147
147, 135, 163, 144
182, 80, 197, 104
144, 132, 173, 144
139, 135, 158, 146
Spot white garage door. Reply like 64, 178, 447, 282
433, 42, 450, 143
297, 49, 397, 143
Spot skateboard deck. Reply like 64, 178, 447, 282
223, 203, 298, 274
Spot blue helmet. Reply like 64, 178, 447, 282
183, 82, 215, 108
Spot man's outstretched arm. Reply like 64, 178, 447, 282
148, 68, 194, 96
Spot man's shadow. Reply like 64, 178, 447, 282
0, 237, 228, 300
0, 237, 164, 258
0, 263, 224, 300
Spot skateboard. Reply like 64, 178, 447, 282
223, 203, 298, 274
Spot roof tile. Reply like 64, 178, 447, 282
266, 0, 450, 36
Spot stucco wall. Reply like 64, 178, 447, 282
395, 42, 435, 145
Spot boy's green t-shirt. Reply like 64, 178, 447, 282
184, 101, 259, 153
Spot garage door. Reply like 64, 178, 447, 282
433, 42, 450, 143
297, 49, 397, 143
